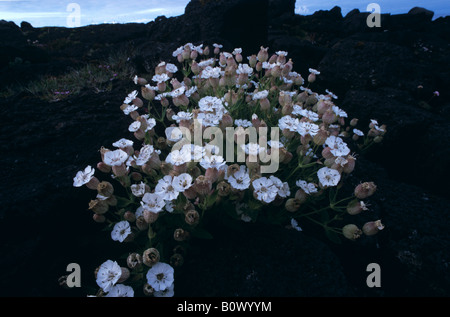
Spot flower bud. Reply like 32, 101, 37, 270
112, 164, 128, 177
193, 175, 212, 196
354, 182, 377, 199
220, 113, 233, 129
127, 253, 143, 270
132, 97, 144, 108
185, 210, 200, 226
342, 224, 362, 240
342, 155, 356, 174
97, 162, 111, 173
205, 167, 220, 183
307, 73, 316, 83
255, 61, 263, 72
136, 216, 149, 231
92, 214, 106, 223
260, 98, 271, 111
174, 228, 190, 242
346, 199, 364, 215
123, 210, 136, 222
117, 267, 130, 283
285, 198, 302, 212
321, 146, 334, 159
217, 181, 231, 197
143, 283, 154, 296
97, 181, 114, 197
170, 253, 184, 268
89, 199, 109, 214
248, 54, 257, 68
105, 195, 117, 207
143, 248, 160, 267
350, 118, 359, 127
143, 210, 159, 224
82, 176, 100, 190
203, 46, 210, 56
294, 189, 308, 204
362, 220, 385, 236
322, 109, 337, 124
257, 46, 269, 63
130, 172, 143, 182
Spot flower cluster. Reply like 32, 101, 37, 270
73, 43, 386, 297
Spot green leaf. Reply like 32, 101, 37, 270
116, 196, 133, 209
325, 229, 342, 244
148, 226, 156, 240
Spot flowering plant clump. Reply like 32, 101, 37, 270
73, 43, 387, 297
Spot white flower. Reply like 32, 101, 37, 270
165, 148, 191, 166
143, 116, 156, 132
236, 63, 253, 76
165, 127, 183, 142
291, 218, 302, 231
105, 284, 134, 297
172, 111, 192, 123
360, 201, 369, 211
152, 73, 170, 83
104, 149, 128, 166
131, 182, 146, 197
111, 221, 131, 243
374, 125, 385, 132
146, 262, 174, 292
267, 140, 284, 148
73, 165, 95, 187
182, 143, 205, 161
353, 129, 364, 136
276, 50, 288, 56
234, 119, 253, 128
278, 115, 299, 132
124, 90, 138, 104
133, 75, 138, 85
332, 105, 348, 118
297, 121, 320, 137
200, 155, 226, 170
196, 112, 221, 127
172, 173, 193, 192
241, 143, 266, 156
213, 43, 223, 48
317, 167, 341, 187
170, 86, 186, 98
165, 63, 178, 73
134, 144, 155, 166
335, 156, 348, 167
309, 68, 320, 75
154, 283, 174, 297
128, 121, 141, 132
155, 175, 179, 201
296, 180, 318, 194
197, 58, 214, 67
232, 48, 242, 55
370, 119, 379, 126
165, 200, 175, 213
252, 177, 278, 203
96, 260, 122, 292
292, 106, 319, 122
204, 143, 220, 156
185, 86, 198, 97
200, 66, 222, 79
325, 136, 350, 157
252, 90, 269, 100
325, 89, 338, 99
228, 165, 251, 190
172, 45, 184, 57
112, 138, 133, 149
198, 96, 223, 112
141, 192, 166, 213
252, 113, 258, 120
144, 84, 158, 91
270, 176, 290, 197
122, 104, 138, 115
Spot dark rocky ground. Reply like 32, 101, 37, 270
0, 0, 449, 297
